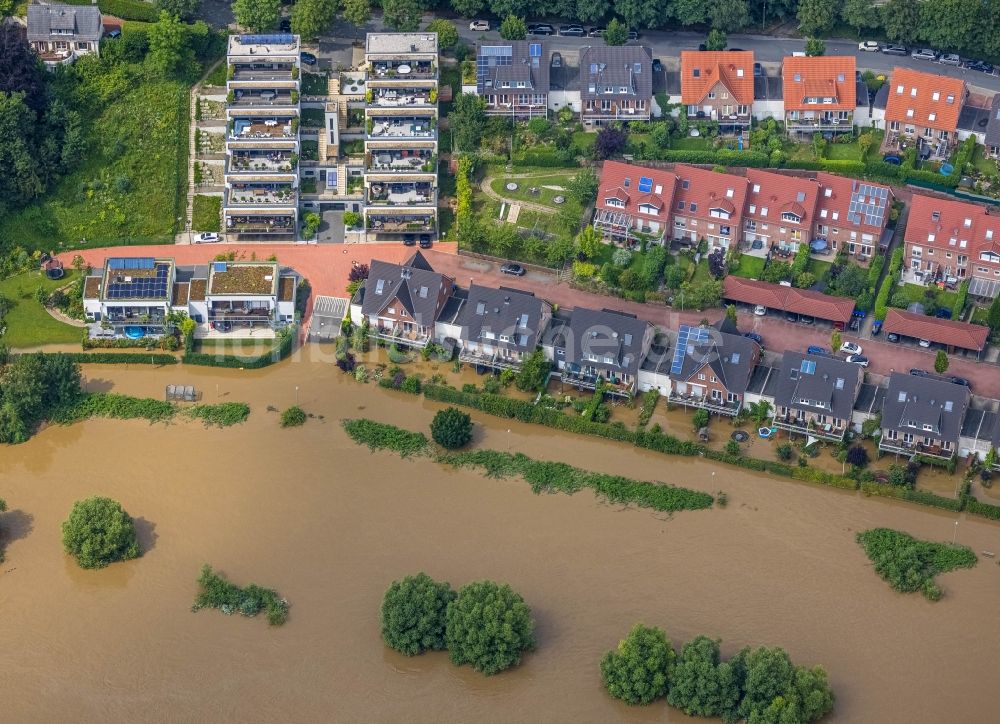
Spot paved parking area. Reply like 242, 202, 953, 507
316, 210, 345, 244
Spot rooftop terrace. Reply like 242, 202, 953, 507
365, 32, 437, 56
228, 33, 300, 57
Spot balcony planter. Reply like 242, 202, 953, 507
227, 64, 234, 80
291, 67, 299, 80
226, 91, 235, 104
365, 89, 373, 103
290, 91, 299, 103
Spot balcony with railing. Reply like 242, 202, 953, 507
459, 348, 524, 371
366, 115, 436, 139
229, 118, 297, 141
879, 436, 955, 460
104, 306, 167, 326
366, 149, 436, 174
367, 86, 436, 107
369, 323, 431, 348
687, 109, 751, 125
226, 182, 297, 207
227, 151, 297, 174
366, 181, 436, 207
668, 391, 742, 416
365, 213, 436, 233
368, 60, 436, 80
560, 365, 635, 397
582, 101, 650, 119
230, 63, 296, 82
209, 302, 275, 326
772, 413, 847, 442
225, 214, 296, 234
229, 89, 298, 107
785, 112, 853, 131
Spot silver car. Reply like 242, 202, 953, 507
939, 53, 961, 65
911, 48, 938, 60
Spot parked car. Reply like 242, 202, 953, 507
551, 51, 562, 68
753, 62, 763, 77
799, 314, 815, 325
859, 41, 880, 52
840, 341, 863, 356
968, 60, 994, 73
911, 48, 938, 60
469, 20, 490, 31
935, 308, 952, 319
910, 368, 932, 377
627, 31, 639, 41
939, 54, 961, 66
403, 234, 416, 246
529, 24, 555, 36
807, 345, 828, 356
300, 51, 317, 66
744, 332, 763, 344
881, 44, 908, 56
871, 319, 883, 336
848, 316, 861, 331
918, 338, 932, 347
785, 311, 799, 322
652, 58, 662, 72
949, 376, 971, 387
588, 27, 606, 37
279, 17, 291, 32
195, 232, 220, 243
846, 354, 869, 367
753, 304, 767, 316
105, 28, 121, 39
887, 332, 900, 343
559, 25, 586, 37
500, 263, 526, 276
419, 236, 433, 249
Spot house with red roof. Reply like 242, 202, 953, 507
782, 56, 856, 137
680, 51, 754, 132
903, 193, 1000, 299
592, 161, 677, 245
743, 169, 821, 254
812, 172, 893, 265
880, 68, 966, 157
672, 164, 748, 251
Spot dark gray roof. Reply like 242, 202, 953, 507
359, 252, 449, 327
855, 78, 870, 109
853, 382, 885, 417
27, 3, 102, 42
873, 83, 889, 111
671, 324, 759, 395
774, 352, 861, 421
640, 343, 671, 375
579, 45, 652, 103
882, 372, 971, 444
753, 76, 783, 101
549, 62, 579, 92
985, 95, 1000, 149
565, 307, 652, 378
663, 70, 681, 96
961, 408, 998, 444
476, 41, 550, 96
454, 283, 549, 352
437, 286, 467, 325
958, 102, 991, 134
746, 365, 776, 396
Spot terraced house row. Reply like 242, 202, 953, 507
349, 252, 1000, 466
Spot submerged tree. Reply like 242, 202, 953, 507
61, 497, 141, 569
381, 572, 455, 655
601, 623, 675, 705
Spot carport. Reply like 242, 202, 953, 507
309, 295, 349, 342
882, 308, 988, 358
722, 277, 855, 328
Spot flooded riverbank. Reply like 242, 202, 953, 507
0, 348, 998, 722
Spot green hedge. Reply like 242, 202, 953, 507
904, 489, 963, 511
964, 497, 1000, 520
64, 0, 159, 22
512, 150, 577, 167
661, 149, 770, 167
182, 327, 295, 369
44, 352, 179, 365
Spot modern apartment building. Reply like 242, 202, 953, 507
362, 33, 439, 243
224, 33, 301, 239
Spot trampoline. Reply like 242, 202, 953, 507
124, 326, 145, 340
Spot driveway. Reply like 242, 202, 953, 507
317, 210, 345, 244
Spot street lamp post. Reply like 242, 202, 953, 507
295, 386, 300, 406
953, 520, 958, 544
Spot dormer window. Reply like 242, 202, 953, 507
964, 218, 972, 228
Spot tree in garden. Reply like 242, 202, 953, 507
595, 124, 627, 159
707, 248, 727, 279
430, 407, 473, 449
342, 0, 371, 35
381, 572, 456, 655
61, 497, 141, 569
830, 330, 842, 354
232, 0, 281, 32
612, 247, 633, 267
705, 28, 727, 51
499, 14, 527, 40
934, 349, 949, 374
988, 294, 1000, 334
776, 443, 794, 461
797, 0, 836, 36
600, 623, 675, 705
846, 444, 869, 468
146, 12, 196, 79
747, 400, 772, 425
280, 405, 307, 427
449, 93, 487, 151
707, 0, 750, 33
567, 168, 599, 205
382, 0, 422, 32
426, 18, 459, 50
841, 0, 881, 33
604, 18, 628, 46
805, 38, 826, 56
291, 0, 338, 43
446, 580, 535, 675
515, 348, 550, 392
667, 636, 743, 719
156, 0, 201, 21
692, 408, 710, 431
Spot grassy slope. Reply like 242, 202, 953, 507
0, 271, 83, 348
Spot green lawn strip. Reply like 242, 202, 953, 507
732, 255, 766, 279
825, 141, 863, 161
971, 145, 998, 175
489, 173, 576, 208
300, 107, 326, 127
810, 259, 833, 286
897, 283, 958, 311
300, 139, 319, 161
184, 402, 250, 427
671, 136, 715, 151
341, 418, 715, 513
855, 528, 977, 601
0, 271, 84, 347
192, 195, 221, 232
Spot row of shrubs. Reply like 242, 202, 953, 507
60, 352, 179, 365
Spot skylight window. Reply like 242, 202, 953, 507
375, 279, 385, 295
898, 391, 907, 402
944, 400, 954, 412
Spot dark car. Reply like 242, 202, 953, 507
559, 25, 586, 37
743, 332, 763, 344
949, 376, 971, 387
530, 24, 555, 36
652, 58, 662, 72
500, 263, 526, 276
807, 345, 828, 356
871, 319, 883, 335
418, 235, 432, 249
968, 60, 994, 73
935, 308, 952, 319
848, 316, 861, 331
882, 44, 908, 56
753, 62, 763, 77
403, 234, 416, 246
799, 314, 815, 325
627, 30, 639, 41
300, 51, 317, 66
279, 17, 291, 33
784, 311, 799, 322
910, 368, 932, 377
105, 28, 121, 39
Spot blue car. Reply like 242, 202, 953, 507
807, 345, 828, 356
871, 319, 883, 336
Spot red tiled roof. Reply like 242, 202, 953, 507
814, 172, 893, 235
673, 164, 749, 223
782, 56, 856, 112
596, 161, 676, 225
723, 277, 855, 323
884, 67, 965, 132
680, 51, 754, 106
904, 192, 1000, 259
883, 309, 988, 351
745, 169, 820, 229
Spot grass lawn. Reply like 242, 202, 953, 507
192, 195, 221, 232
810, 259, 833, 286
203, 60, 227, 87
571, 131, 596, 154
972, 145, 998, 175
301, 139, 319, 161
0, 271, 83, 348
513, 209, 564, 237
825, 130, 884, 162
733, 255, 766, 279
672, 136, 715, 151
490, 173, 577, 209
301, 72, 328, 96
896, 283, 959, 311
301, 107, 325, 128
0, 79, 189, 251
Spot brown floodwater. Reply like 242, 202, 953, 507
1, 346, 999, 723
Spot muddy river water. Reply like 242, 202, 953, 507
0, 348, 998, 723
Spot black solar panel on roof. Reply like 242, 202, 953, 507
240, 34, 294, 45
671, 325, 709, 375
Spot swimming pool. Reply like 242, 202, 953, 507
124, 326, 145, 340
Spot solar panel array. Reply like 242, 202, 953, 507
847, 183, 889, 226
109, 257, 155, 271
105, 262, 170, 300
240, 34, 295, 45
477, 45, 512, 86
529, 43, 541, 58
671, 325, 709, 375
800, 359, 817, 375
638, 176, 653, 193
